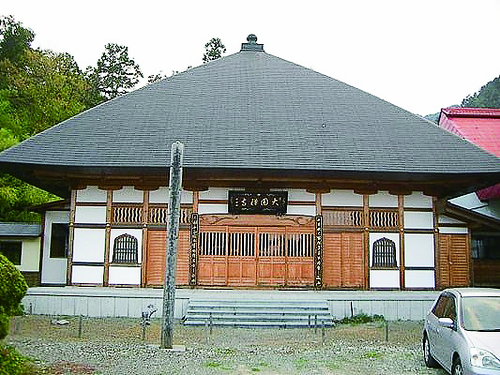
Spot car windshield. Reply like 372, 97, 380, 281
461, 296, 500, 331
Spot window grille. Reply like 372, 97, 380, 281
372, 237, 397, 268
112, 233, 138, 263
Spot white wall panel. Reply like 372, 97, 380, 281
109, 266, 141, 285
198, 204, 228, 215
110, 229, 143, 263
404, 192, 433, 209
405, 270, 435, 289
439, 227, 468, 234
199, 187, 230, 200
369, 191, 398, 208
287, 205, 316, 216
19, 238, 40, 271
149, 188, 193, 204
75, 206, 106, 224
369, 233, 400, 267
287, 189, 315, 202
404, 234, 434, 267
73, 228, 105, 262
41, 211, 70, 284
113, 187, 143, 203
322, 190, 362, 207
370, 270, 400, 288
71, 265, 103, 284
76, 186, 106, 203
404, 212, 434, 229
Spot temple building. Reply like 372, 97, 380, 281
1, 35, 499, 290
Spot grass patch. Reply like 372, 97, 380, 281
335, 313, 385, 326
362, 350, 383, 360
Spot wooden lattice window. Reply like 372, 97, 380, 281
112, 234, 138, 264
372, 237, 397, 268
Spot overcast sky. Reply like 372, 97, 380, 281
3, 0, 500, 115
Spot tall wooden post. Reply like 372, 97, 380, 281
160, 141, 184, 349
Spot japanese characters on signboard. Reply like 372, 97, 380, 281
228, 191, 288, 215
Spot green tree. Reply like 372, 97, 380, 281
202, 37, 226, 63
87, 43, 143, 99
0, 16, 34, 70
0, 253, 27, 339
462, 75, 500, 108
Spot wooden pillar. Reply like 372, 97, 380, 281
433, 197, 440, 289
141, 190, 149, 287
398, 195, 405, 290
103, 190, 113, 286
363, 195, 370, 290
66, 190, 77, 285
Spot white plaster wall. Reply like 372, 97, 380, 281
71, 265, 103, 284
370, 270, 400, 288
404, 212, 434, 230
439, 227, 468, 234
75, 206, 107, 224
76, 186, 106, 203
110, 229, 143, 263
438, 215, 465, 225
199, 187, 230, 200
287, 205, 316, 216
404, 192, 433, 209
198, 204, 228, 215
149, 187, 193, 204
405, 270, 435, 289
369, 233, 400, 267
109, 266, 141, 285
41, 211, 69, 284
322, 190, 362, 207
404, 234, 434, 267
113, 186, 143, 203
287, 189, 315, 202
73, 228, 105, 262
19, 238, 40, 271
369, 191, 398, 208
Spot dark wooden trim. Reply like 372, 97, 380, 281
38, 211, 46, 285
72, 261, 105, 266
198, 199, 227, 205
75, 202, 107, 207
73, 224, 107, 229
363, 195, 370, 290
324, 227, 364, 233
433, 197, 440, 290
404, 207, 434, 212
66, 190, 77, 285
404, 229, 435, 234
398, 195, 405, 290
438, 223, 468, 228
405, 266, 435, 271
322, 206, 363, 211
141, 190, 149, 287
288, 201, 316, 206
109, 263, 142, 267
103, 190, 112, 286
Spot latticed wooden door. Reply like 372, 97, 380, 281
438, 234, 470, 288
197, 226, 314, 287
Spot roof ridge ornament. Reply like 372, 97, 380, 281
241, 34, 264, 52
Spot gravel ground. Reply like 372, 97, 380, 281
6, 316, 448, 375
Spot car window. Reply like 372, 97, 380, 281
462, 297, 500, 331
443, 296, 457, 321
432, 295, 450, 318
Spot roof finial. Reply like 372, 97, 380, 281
241, 33, 264, 52
247, 34, 258, 44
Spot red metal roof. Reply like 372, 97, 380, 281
439, 107, 500, 200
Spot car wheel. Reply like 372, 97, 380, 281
423, 334, 439, 368
452, 357, 463, 375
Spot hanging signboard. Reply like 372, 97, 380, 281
228, 191, 288, 215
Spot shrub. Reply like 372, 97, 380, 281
0, 342, 36, 375
0, 253, 28, 340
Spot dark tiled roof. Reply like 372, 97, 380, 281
0, 46, 499, 183
0, 222, 41, 237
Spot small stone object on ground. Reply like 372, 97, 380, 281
51, 319, 70, 325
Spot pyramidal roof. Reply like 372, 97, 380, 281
0, 35, 499, 197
